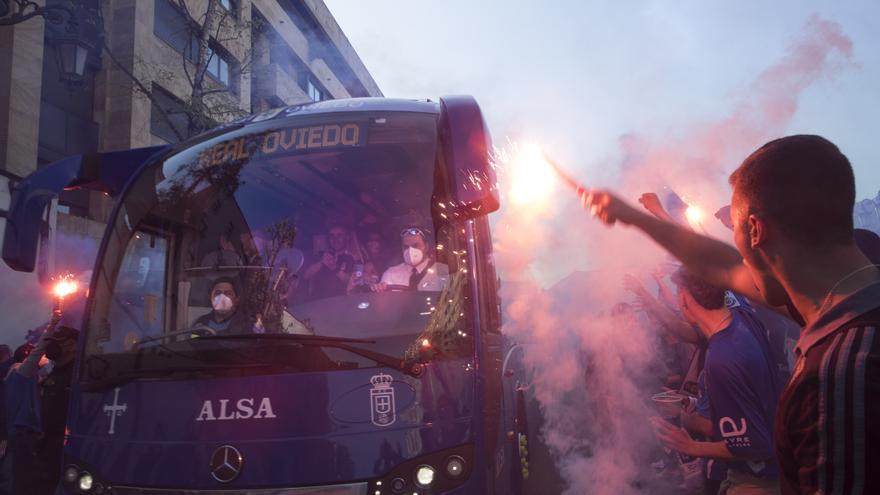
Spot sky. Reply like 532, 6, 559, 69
325, 0, 880, 199
322, 6, 880, 490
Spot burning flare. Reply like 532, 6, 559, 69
52, 276, 79, 299
502, 142, 557, 205
685, 205, 704, 225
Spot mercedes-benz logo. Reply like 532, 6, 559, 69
209, 445, 243, 483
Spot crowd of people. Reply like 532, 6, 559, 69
297, 224, 448, 297
0, 311, 79, 494
193, 224, 449, 335
0, 135, 875, 495
584, 135, 880, 494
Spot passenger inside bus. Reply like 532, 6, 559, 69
375, 227, 449, 292
199, 233, 242, 267
239, 232, 263, 267
361, 230, 392, 277
192, 277, 255, 334
302, 224, 360, 299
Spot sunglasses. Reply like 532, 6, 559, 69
400, 228, 427, 238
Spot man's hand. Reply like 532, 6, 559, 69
623, 274, 647, 296
650, 416, 696, 456
650, 266, 666, 282
370, 282, 388, 293
715, 205, 734, 230
36, 323, 57, 352
50, 308, 62, 326
580, 189, 643, 226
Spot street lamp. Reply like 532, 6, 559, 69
1, 0, 103, 91
52, 21, 93, 88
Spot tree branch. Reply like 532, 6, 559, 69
102, 41, 185, 142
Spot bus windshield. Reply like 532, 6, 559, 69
81, 112, 474, 384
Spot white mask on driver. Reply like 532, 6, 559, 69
212, 293, 234, 312
403, 247, 424, 267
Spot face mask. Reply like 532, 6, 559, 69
45, 342, 63, 362
212, 293, 234, 312
403, 247, 424, 266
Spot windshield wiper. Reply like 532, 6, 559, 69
80, 363, 276, 392
198, 334, 426, 378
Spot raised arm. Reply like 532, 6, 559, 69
583, 190, 764, 304
638, 192, 680, 226
18, 311, 61, 379
651, 268, 679, 309
624, 274, 700, 345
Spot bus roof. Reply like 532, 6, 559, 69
239, 98, 440, 127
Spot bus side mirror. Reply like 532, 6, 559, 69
3, 156, 82, 273
2, 146, 169, 272
438, 95, 500, 219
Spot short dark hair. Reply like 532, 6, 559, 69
729, 135, 855, 248
671, 268, 726, 310
210, 277, 238, 296
13, 343, 34, 363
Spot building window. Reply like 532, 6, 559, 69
218, 0, 236, 15
206, 47, 231, 87
155, 1, 235, 90
307, 78, 325, 102
154, 0, 198, 62
150, 85, 190, 143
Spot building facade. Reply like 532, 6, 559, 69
0, 0, 381, 340
855, 191, 880, 234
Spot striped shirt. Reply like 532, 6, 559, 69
775, 281, 880, 494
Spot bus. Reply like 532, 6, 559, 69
2, 96, 533, 494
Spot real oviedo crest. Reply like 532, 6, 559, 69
370, 373, 396, 427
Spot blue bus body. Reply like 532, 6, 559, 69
3, 97, 531, 494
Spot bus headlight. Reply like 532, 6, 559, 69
371, 445, 472, 494
62, 465, 80, 485
444, 455, 466, 478
78, 471, 94, 491
414, 465, 435, 487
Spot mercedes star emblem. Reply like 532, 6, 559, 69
209, 445, 243, 483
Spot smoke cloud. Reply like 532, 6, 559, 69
0, 230, 99, 346
495, 15, 853, 494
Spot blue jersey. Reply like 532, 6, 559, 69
696, 370, 728, 481
705, 310, 783, 479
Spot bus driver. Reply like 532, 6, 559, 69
374, 228, 449, 292
193, 277, 254, 334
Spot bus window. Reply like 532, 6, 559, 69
82, 112, 476, 383
103, 230, 169, 352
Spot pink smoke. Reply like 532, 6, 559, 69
618, 15, 855, 211
495, 15, 855, 495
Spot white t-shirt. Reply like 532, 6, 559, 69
381, 259, 449, 291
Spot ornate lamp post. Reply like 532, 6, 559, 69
1, 0, 103, 90
0, 0, 72, 27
